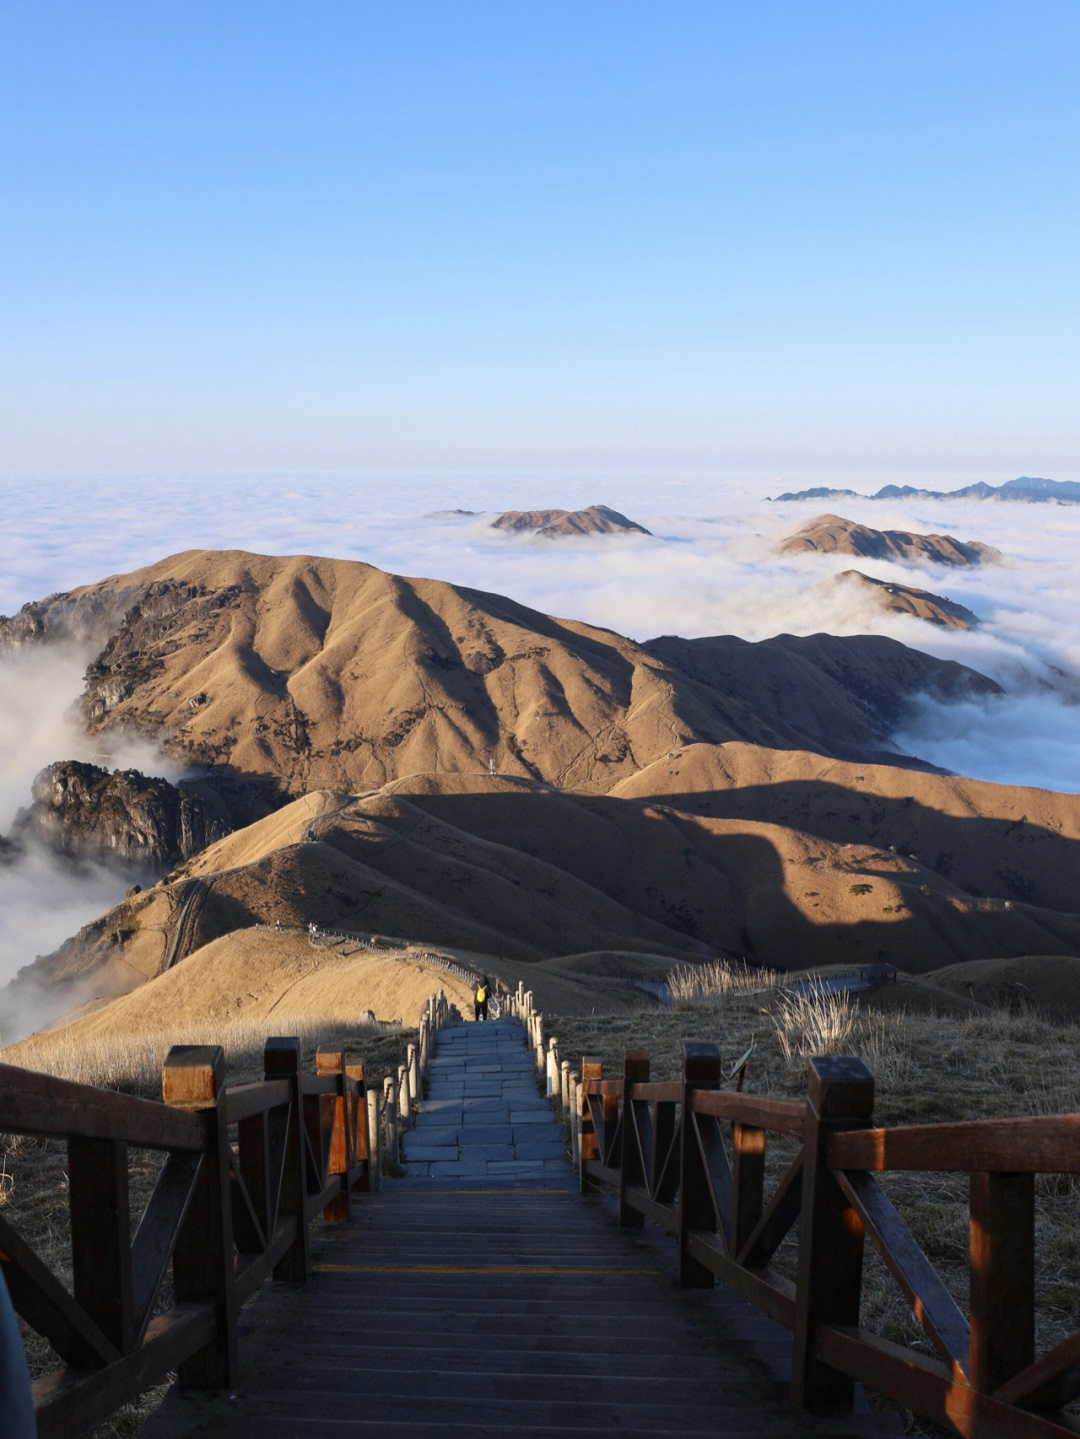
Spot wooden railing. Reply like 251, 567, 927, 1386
579, 1044, 1080, 1439
0, 990, 451, 1439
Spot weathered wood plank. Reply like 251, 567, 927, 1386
994, 1329, 1080, 1410
34, 1304, 216, 1439
735, 1149, 803, 1269
970, 1172, 1035, 1393
0, 1062, 206, 1150
691, 1090, 806, 1136
130, 1150, 204, 1343
678, 1043, 722, 1288
829, 1115, 1080, 1174
223, 1079, 292, 1125
0, 1210, 119, 1368
816, 1325, 1080, 1439
835, 1167, 969, 1376
69, 1135, 134, 1355
731, 1123, 765, 1258
792, 1056, 874, 1413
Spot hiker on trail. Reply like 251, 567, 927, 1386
474, 975, 490, 1022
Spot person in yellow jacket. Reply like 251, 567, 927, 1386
474, 975, 490, 1022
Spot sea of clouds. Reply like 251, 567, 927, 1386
2, 471, 1078, 1001
0, 642, 184, 1007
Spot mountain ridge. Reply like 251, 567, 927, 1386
0, 549, 999, 802
769, 475, 1080, 503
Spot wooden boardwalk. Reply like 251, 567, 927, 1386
143, 1021, 900, 1438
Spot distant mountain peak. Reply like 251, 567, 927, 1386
490, 504, 652, 537
780, 514, 1001, 566
769, 476, 1080, 503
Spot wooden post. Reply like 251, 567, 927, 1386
560, 1060, 570, 1115
969, 1172, 1035, 1392
263, 1037, 309, 1282
317, 1049, 350, 1222
68, 1136, 133, 1356
163, 1044, 237, 1387
678, 1042, 722, 1288
366, 1089, 381, 1192
384, 1076, 398, 1163
579, 1057, 602, 1193
546, 1037, 559, 1098
346, 1058, 368, 1193
398, 1063, 411, 1130
792, 1055, 874, 1413
620, 1051, 649, 1229
408, 1042, 420, 1107
569, 1075, 580, 1166
654, 1091, 677, 1204
731, 1123, 766, 1258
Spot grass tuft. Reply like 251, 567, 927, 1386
666, 959, 778, 1006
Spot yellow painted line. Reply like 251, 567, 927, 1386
388, 1187, 574, 1196
313, 1263, 663, 1276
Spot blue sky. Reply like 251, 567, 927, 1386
3, 1, 1078, 486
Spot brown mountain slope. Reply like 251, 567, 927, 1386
10, 752, 1080, 1035
0, 551, 998, 795
642, 631, 998, 758
832, 571, 978, 629
490, 504, 651, 537
611, 742, 1080, 914
780, 514, 1001, 565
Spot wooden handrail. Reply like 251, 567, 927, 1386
2, 979, 451, 1439
570, 1039, 1080, 1439
829, 1114, 1080, 1173
0, 1063, 208, 1150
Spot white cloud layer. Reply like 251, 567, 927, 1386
0, 645, 183, 1004
3, 472, 1080, 816
3, 470, 1079, 1026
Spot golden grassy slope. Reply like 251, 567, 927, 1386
10, 547, 999, 802
13, 745, 1080, 1037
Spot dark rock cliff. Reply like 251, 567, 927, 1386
12, 761, 231, 869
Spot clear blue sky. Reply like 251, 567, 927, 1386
3, 1, 1078, 485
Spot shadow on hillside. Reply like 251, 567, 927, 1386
636, 780, 1080, 912
313, 784, 1080, 975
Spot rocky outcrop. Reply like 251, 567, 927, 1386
0, 586, 141, 652
12, 761, 230, 869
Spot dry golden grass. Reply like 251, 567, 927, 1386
6, 1010, 406, 1097
666, 958, 779, 1005
547, 985, 1080, 1437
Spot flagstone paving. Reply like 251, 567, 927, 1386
396, 1017, 569, 1181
